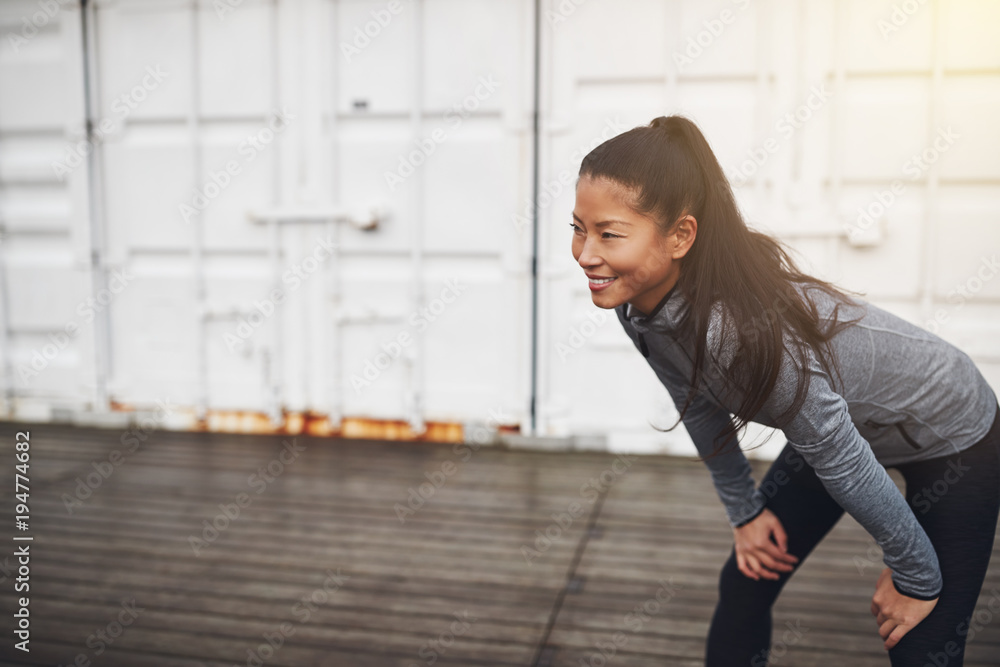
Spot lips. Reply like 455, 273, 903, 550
587, 275, 617, 292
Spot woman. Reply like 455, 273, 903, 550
570, 114, 1000, 665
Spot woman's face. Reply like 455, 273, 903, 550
571, 175, 693, 315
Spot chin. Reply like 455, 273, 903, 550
590, 292, 624, 310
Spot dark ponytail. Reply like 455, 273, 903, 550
580, 114, 863, 457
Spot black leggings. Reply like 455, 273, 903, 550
706, 400, 1000, 667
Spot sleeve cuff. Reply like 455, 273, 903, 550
733, 503, 766, 528
892, 577, 941, 601
727, 489, 767, 528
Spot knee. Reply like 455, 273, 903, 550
717, 554, 779, 610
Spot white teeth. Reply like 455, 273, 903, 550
589, 277, 615, 284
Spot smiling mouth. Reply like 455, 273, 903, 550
588, 276, 617, 292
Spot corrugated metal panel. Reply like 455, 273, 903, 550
1, 0, 534, 437
539, 0, 1000, 456
1, 0, 997, 454
0, 0, 98, 418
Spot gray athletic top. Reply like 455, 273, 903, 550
615, 281, 998, 599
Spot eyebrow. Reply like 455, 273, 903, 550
572, 212, 632, 228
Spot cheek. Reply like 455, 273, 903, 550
604, 244, 638, 272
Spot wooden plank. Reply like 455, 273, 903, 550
1, 422, 998, 666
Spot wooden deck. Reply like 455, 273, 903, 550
0, 423, 998, 666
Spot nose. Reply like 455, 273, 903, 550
576, 235, 601, 269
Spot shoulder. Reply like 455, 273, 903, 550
704, 292, 819, 392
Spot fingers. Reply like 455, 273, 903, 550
755, 549, 796, 576
885, 624, 909, 650
736, 552, 758, 581
742, 553, 781, 581
737, 552, 774, 581
744, 554, 767, 580
878, 618, 896, 642
765, 518, 798, 566
732, 514, 799, 582
735, 543, 798, 581
770, 521, 793, 557
752, 556, 781, 581
870, 582, 938, 651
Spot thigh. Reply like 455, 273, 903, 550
889, 402, 1000, 666
718, 442, 846, 604
758, 442, 846, 561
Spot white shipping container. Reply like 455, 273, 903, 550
0, 0, 997, 458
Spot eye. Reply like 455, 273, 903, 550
570, 223, 621, 239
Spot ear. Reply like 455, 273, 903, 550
671, 215, 697, 258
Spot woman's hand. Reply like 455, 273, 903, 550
871, 568, 938, 650
732, 508, 799, 581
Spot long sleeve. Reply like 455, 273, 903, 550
719, 329, 943, 599
653, 354, 767, 527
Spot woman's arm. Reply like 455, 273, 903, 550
739, 334, 943, 599
614, 304, 767, 525
652, 354, 768, 526
653, 355, 800, 579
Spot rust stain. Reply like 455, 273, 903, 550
340, 418, 464, 442
203, 411, 276, 434
109, 402, 520, 443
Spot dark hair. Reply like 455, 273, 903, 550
578, 114, 864, 457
